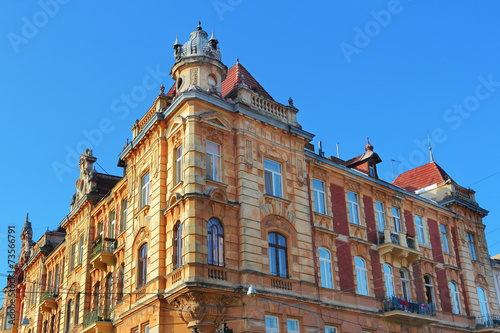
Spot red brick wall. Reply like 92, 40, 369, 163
427, 218, 444, 263
436, 269, 452, 313
404, 210, 415, 236
336, 239, 355, 292
412, 262, 425, 303
331, 184, 349, 236
363, 196, 377, 244
370, 249, 384, 298
452, 226, 470, 315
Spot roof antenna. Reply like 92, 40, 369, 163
428, 133, 434, 163
318, 141, 324, 157
391, 159, 401, 181
336, 143, 340, 158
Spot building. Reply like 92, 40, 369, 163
3, 22, 499, 333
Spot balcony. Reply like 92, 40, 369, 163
475, 316, 500, 332
377, 229, 421, 265
382, 296, 439, 325
39, 290, 58, 312
90, 238, 116, 272
82, 307, 112, 333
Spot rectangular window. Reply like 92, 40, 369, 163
70, 243, 76, 270
287, 319, 299, 333
206, 141, 221, 182
391, 207, 402, 232
175, 145, 183, 184
109, 209, 116, 238
143, 324, 150, 333
120, 199, 127, 233
98, 221, 104, 238
468, 233, 478, 261
375, 201, 386, 232
78, 235, 84, 265
325, 327, 338, 333
347, 191, 360, 224
265, 315, 279, 333
141, 172, 150, 208
313, 179, 326, 214
264, 159, 282, 198
415, 215, 426, 245
440, 225, 450, 253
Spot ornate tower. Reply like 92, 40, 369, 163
171, 22, 227, 95
19, 213, 33, 261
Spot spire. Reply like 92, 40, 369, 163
365, 137, 374, 152
428, 133, 434, 162
209, 29, 217, 42
173, 35, 181, 48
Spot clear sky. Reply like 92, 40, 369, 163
1, 1, 500, 286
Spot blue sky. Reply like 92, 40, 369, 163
1, 1, 500, 286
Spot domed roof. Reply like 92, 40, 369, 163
173, 22, 221, 62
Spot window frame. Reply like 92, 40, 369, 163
319, 248, 333, 289
175, 145, 183, 184
70, 243, 76, 271
347, 191, 360, 225
117, 264, 125, 302
391, 206, 402, 232
440, 224, 451, 254
449, 281, 461, 314
141, 172, 150, 208
120, 198, 128, 233
206, 141, 222, 182
268, 232, 288, 278
477, 286, 490, 318
138, 243, 148, 287
355, 256, 369, 296
264, 158, 283, 198
286, 318, 300, 333
467, 233, 478, 261
109, 209, 116, 239
78, 235, 84, 265
375, 201, 386, 232
383, 264, 395, 297
74, 293, 80, 327
415, 215, 426, 246
173, 221, 183, 269
424, 275, 435, 304
313, 178, 326, 215
66, 299, 72, 333
106, 273, 113, 309
207, 218, 224, 267
325, 327, 338, 333
400, 269, 411, 300
265, 315, 280, 333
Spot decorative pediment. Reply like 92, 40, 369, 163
166, 117, 185, 141
199, 111, 232, 132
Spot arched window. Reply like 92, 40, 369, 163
319, 248, 333, 289
383, 264, 395, 297
477, 287, 490, 318
269, 232, 288, 278
117, 264, 124, 302
207, 219, 224, 267
50, 315, 55, 333
355, 257, 368, 295
74, 293, 80, 327
65, 299, 72, 333
138, 244, 148, 287
106, 274, 113, 309
449, 281, 461, 314
173, 222, 183, 269
424, 275, 435, 304
400, 269, 411, 300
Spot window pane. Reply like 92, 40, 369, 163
269, 247, 277, 276
274, 174, 282, 197
265, 316, 278, 329
287, 319, 299, 332
313, 179, 324, 191
206, 154, 214, 179
268, 233, 276, 244
265, 171, 273, 195
278, 234, 286, 247
264, 159, 281, 173
213, 155, 220, 181
278, 248, 287, 277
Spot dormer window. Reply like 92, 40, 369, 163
368, 163, 375, 177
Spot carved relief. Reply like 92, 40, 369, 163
312, 169, 326, 180
190, 68, 198, 86
391, 196, 402, 207
346, 181, 360, 192
414, 206, 425, 216
173, 131, 183, 147
265, 216, 292, 234
475, 274, 487, 287
206, 127, 223, 142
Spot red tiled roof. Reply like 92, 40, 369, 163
222, 62, 274, 101
166, 83, 176, 97
393, 162, 452, 192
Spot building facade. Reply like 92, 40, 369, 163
2, 23, 499, 333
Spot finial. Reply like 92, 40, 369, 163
26, 212, 29, 223
160, 84, 165, 94
173, 35, 181, 47
209, 29, 216, 41
428, 133, 434, 162
236, 58, 239, 64
365, 137, 374, 151
288, 97, 294, 107
197, 21, 202, 30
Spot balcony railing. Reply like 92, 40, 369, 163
91, 238, 117, 259
39, 290, 58, 303
83, 307, 111, 328
383, 296, 436, 317
475, 315, 500, 329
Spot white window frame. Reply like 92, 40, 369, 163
375, 201, 386, 232
325, 327, 338, 333
206, 141, 222, 182
440, 224, 450, 254
287, 319, 299, 333
319, 248, 333, 289
391, 206, 402, 232
424, 275, 435, 304
264, 158, 283, 198
415, 215, 426, 245
467, 233, 478, 261
141, 172, 150, 208
109, 209, 116, 239
477, 287, 490, 318
400, 269, 411, 300
78, 235, 84, 265
383, 264, 395, 297
175, 145, 183, 184
348, 191, 360, 225
355, 257, 369, 296
265, 315, 280, 333
120, 199, 127, 233
313, 179, 326, 214
70, 243, 76, 270
450, 281, 461, 314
